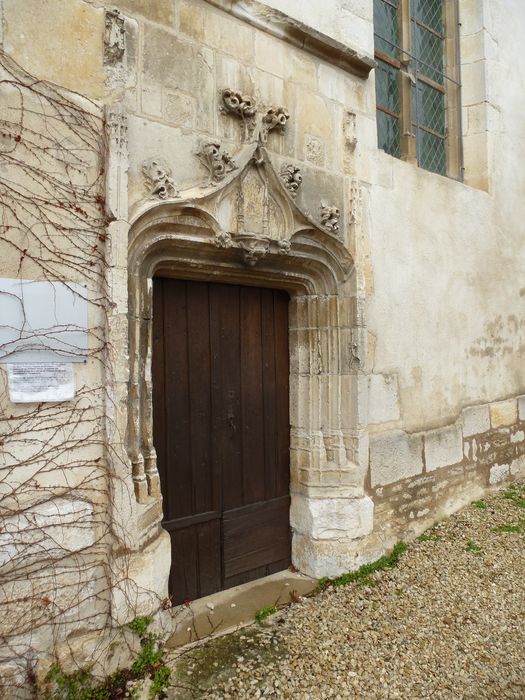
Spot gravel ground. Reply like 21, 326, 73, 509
168, 482, 525, 699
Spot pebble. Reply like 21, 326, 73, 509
168, 483, 525, 699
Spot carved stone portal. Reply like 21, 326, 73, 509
127, 140, 371, 578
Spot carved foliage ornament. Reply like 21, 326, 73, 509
104, 8, 125, 64
320, 203, 340, 233
220, 87, 290, 144
280, 164, 302, 198
214, 231, 233, 249
261, 106, 289, 143
197, 142, 237, 183
142, 158, 178, 200
221, 88, 257, 139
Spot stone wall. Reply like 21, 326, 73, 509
0, 0, 524, 693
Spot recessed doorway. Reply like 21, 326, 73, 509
152, 278, 291, 605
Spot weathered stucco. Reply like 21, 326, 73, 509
0, 0, 524, 694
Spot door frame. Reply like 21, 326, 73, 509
127, 150, 370, 580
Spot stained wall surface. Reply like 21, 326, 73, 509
0, 0, 524, 693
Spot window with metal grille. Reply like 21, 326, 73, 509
374, 0, 462, 178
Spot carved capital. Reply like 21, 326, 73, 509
104, 8, 125, 64
142, 158, 178, 200
106, 107, 128, 155
261, 106, 289, 143
280, 164, 302, 198
236, 233, 270, 266
197, 141, 237, 183
320, 203, 340, 233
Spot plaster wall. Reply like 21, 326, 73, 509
0, 0, 524, 692
261, 0, 374, 57
366, 0, 525, 434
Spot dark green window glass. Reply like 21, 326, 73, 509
413, 23, 444, 84
374, 0, 400, 59
415, 128, 446, 174
376, 61, 401, 115
374, 0, 401, 158
412, 81, 445, 136
377, 111, 401, 158
412, 0, 443, 33
374, 0, 450, 177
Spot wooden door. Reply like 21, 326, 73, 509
152, 278, 291, 605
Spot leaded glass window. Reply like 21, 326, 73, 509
374, 0, 461, 178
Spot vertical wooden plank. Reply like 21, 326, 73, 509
196, 520, 221, 598
210, 284, 243, 513
186, 282, 213, 515
260, 288, 277, 500
240, 286, 265, 505
164, 279, 192, 519
274, 289, 290, 497
170, 528, 199, 605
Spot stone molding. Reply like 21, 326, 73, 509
204, 0, 375, 79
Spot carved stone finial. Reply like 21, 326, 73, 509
261, 106, 289, 143
320, 203, 340, 233
198, 142, 237, 183
221, 88, 257, 139
214, 231, 233, 249
280, 164, 302, 198
104, 8, 125, 64
236, 234, 270, 266
142, 158, 178, 200
278, 239, 291, 255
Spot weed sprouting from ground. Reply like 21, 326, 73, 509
255, 606, 277, 624
502, 484, 525, 508
472, 499, 488, 510
313, 542, 408, 593
417, 532, 440, 542
465, 540, 483, 555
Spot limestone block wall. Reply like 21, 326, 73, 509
363, 0, 525, 539
0, 0, 523, 692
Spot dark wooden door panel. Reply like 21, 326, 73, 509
152, 278, 291, 605
168, 520, 221, 603
222, 495, 291, 578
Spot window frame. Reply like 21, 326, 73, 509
374, 0, 463, 179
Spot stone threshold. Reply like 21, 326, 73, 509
167, 569, 317, 648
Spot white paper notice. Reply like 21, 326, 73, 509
7, 363, 75, 403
